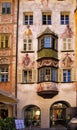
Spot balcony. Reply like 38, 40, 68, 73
37, 82, 58, 98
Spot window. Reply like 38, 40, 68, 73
24, 12, 33, 25
63, 69, 71, 82
2, 2, 11, 14
39, 36, 58, 50
38, 67, 57, 82
42, 12, 51, 25
0, 34, 10, 49
23, 70, 32, 83
62, 38, 71, 50
0, 66, 9, 82
45, 37, 51, 48
23, 39, 32, 51
61, 12, 69, 25
52, 68, 58, 82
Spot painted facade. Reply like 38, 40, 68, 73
0, 0, 17, 118
17, 0, 77, 128
0, 0, 77, 128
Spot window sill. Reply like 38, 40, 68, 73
0, 48, 10, 50
1, 13, 11, 15
19, 82, 35, 84
60, 81, 74, 83
0, 81, 9, 83
38, 81, 58, 83
61, 50, 74, 52
21, 50, 34, 53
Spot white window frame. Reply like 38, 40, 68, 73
0, 66, 9, 82
42, 12, 52, 25
62, 38, 72, 50
61, 12, 69, 25
24, 12, 33, 25
23, 38, 33, 51
23, 70, 32, 83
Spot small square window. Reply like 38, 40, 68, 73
23, 39, 32, 51
61, 12, 69, 25
2, 2, 11, 14
42, 12, 51, 25
0, 66, 9, 82
0, 34, 10, 49
24, 12, 33, 25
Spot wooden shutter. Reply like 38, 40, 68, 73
71, 68, 77, 82
18, 69, 22, 83
32, 69, 37, 83
58, 68, 63, 82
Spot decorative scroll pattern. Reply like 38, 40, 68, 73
0, 57, 10, 64
37, 59, 58, 68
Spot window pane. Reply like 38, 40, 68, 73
29, 15, 33, 25
42, 15, 46, 24
0, 66, 8, 82
63, 70, 71, 82
25, 16, 28, 24
24, 44, 27, 50
28, 44, 31, 50
45, 37, 51, 48
48, 15, 51, 24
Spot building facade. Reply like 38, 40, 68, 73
0, 0, 18, 118
0, 0, 77, 128
17, 0, 77, 128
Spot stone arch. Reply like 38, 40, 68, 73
23, 104, 41, 128
50, 100, 71, 127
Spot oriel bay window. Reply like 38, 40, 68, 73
0, 66, 9, 82
38, 67, 58, 82
38, 35, 57, 50
0, 34, 10, 49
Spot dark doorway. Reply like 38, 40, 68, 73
24, 105, 41, 128
50, 101, 70, 127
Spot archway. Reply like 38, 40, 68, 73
50, 101, 70, 127
24, 105, 41, 128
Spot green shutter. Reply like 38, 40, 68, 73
58, 69, 63, 82
18, 69, 22, 83
71, 68, 76, 82
32, 69, 37, 83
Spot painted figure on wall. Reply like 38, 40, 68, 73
62, 53, 74, 67
41, 0, 49, 6
23, 54, 31, 66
